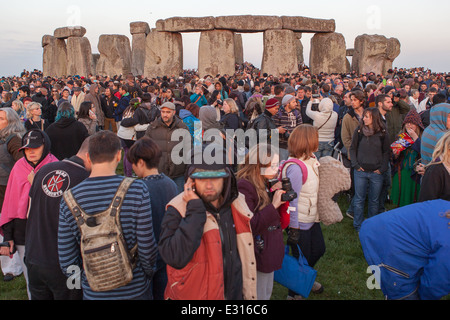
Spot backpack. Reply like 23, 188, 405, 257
277, 159, 308, 229
62, 178, 138, 292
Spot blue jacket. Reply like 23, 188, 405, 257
359, 200, 450, 300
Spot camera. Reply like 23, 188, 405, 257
216, 99, 223, 105
281, 178, 298, 202
267, 178, 298, 202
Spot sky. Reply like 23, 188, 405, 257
1, 0, 450, 77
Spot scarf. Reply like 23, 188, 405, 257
0, 153, 59, 232
362, 126, 375, 137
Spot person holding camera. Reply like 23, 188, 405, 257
284, 124, 325, 300
190, 84, 208, 107
236, 144, 286, 300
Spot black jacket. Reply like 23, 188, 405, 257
101, 95, 120, 119
45, 118, 89, 160
349, 127, 390, 173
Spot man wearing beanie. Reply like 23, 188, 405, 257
273, 95, 303, 160
158, 145, 257, 300
250, 98, 285, 145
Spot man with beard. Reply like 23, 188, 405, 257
144, 102, 188, 193
158, 146, 257, 300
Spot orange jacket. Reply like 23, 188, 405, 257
164, 193, 257, 300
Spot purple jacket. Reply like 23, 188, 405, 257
237, 178, 284, 273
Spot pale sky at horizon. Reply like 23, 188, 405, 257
1, 0, 449, 76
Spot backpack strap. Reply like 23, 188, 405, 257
110, 178, 138, 267
110, 177, 135, 218
278, 159, 308, 185
63, 189, 86, 228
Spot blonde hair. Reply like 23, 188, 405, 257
429, 131, 450, 167
224, 98, 239, 114
12, 100, 25, 113
237, 144, 277, 211
26, 102, 42, 119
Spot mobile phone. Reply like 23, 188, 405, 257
383, 79, 387, 86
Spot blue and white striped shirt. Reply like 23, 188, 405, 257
58, 175, 157, 300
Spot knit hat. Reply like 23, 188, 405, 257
189, 144, 230, 179
384, 86, 395, 94
282, 94, 295, 106
285, 86, 296, 95
403, 109, 424, 130
265, 98, 280, 109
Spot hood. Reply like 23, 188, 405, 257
54, 117, 77, 129
318, 98, 334, 113
429, 103, 450, 132
179, 109, 193, 119
199, 105, 222, 131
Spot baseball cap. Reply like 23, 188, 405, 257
160, 102, 176, 111
19, 130, 45, 151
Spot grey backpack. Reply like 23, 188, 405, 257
63, 178, 138, 292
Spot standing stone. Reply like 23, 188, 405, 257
294, 33, 304, 66
42, 35, 68, 77
96, 35, 132, 77
234, 34, 244, 66
66, 37, 93, 76
130, 22, 150, 76
198, 30, 235, 78
310, 32, 347, 74
261, 29, 298, 76
144, 30, 183, 78
352, 34, 401, 75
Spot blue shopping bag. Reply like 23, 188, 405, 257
274, 245, 317, 298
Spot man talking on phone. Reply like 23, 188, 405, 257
158, 145, 257, 300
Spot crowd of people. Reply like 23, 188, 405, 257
0, 64, 449, 301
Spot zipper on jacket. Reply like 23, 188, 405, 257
379, 263, 410, 278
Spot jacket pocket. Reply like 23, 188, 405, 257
379, 263, 410, 278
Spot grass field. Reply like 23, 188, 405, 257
0, 160, 447, 300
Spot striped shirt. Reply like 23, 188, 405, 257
58, 175, 157, 300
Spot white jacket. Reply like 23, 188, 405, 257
306, 98, 338, 142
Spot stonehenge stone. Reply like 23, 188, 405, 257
261, 29, 298, 76
54, 26, 87, 39
42, 35, 67, 77
281, 16, 336, 33
66, 37, 93, 76
352, 34, 401, 75
234, 34, 244, 66
214, 15, 282, 32
198, 30, 235, 78
130, 21, 150, 35
156, 17, 215, 33
144, 30, 183, 78
310, 32, 347, 74
130, 22, 150, 76
96, 35, 132, 77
